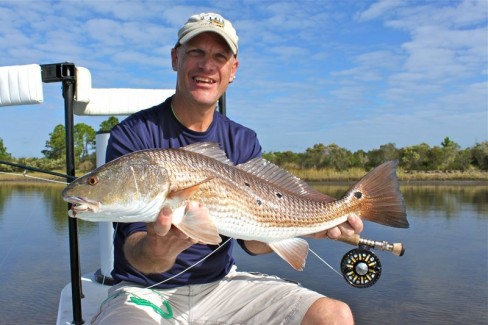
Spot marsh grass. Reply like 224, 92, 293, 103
1, 168, 487, 184
289, 168, 488, 182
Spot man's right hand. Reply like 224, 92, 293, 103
123, 203, 203, 274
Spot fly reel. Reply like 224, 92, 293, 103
340, 246, 381, 288
336, 235, 405, 288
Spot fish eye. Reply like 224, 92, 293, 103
87, 176, 99, 186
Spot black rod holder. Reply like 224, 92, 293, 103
41, 62, 84, 324
63, 66, 84, 325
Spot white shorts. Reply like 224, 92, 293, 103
91, 266, 324, 324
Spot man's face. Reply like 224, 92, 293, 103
172, 32, 238, 107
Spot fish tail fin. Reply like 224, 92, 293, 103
350, 160, 409, 228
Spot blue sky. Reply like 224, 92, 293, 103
0, 0, 486, 158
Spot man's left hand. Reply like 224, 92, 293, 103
306, 213, 363, 240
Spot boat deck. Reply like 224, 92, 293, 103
56, 272, 110, 325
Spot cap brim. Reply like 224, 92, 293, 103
179, 28, 237, 55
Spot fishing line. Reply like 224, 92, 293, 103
145, 237, 233, 290
0, 171, 68, 184
308, 248, 343, 278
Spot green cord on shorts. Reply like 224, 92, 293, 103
129, 295, 173, 319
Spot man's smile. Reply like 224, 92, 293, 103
193, 76, 216, 84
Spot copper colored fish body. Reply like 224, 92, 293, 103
63, 142, 409, 270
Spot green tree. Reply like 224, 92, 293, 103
441, 136, 455, 148
399, 143, 431, 170
452, 148, 472, 171
42, 123, 96, 162
74, 123, 96, 159
438, 137, 463, 170
351, 150, 368, 168
99, 116, 119, 132
367, 143, 399, 168
471, 141, 488, 170
302, 143, 327, 169
42, 124, 66, 159
401, 147, 421, 170
320, 144, 353, 170
0, 138, 12, 160
263, 151, 299, 168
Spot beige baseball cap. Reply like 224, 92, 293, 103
177, 13, 238, 55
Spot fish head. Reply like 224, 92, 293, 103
62, 154, 170, 222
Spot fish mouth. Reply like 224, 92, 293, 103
64, 196, 101, 213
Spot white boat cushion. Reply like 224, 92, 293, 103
0, 64, 44, 107
74, 66, 174, 116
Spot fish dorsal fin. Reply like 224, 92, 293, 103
237, 157, 334, 201
180, 142, 233, 165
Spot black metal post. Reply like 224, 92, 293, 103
42, 62, 84, 324
63, 74, 84, 325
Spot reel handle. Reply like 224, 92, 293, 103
336, 234, 405, 256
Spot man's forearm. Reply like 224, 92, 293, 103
123, 232, 179, 274
243, 240, 273, 255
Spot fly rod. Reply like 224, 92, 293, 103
336, 234, 405, 256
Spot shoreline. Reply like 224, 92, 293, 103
1, 170, 487, 185
0, 172, 67, 184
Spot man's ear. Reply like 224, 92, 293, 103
229, 59, 239, 83
171, 48, 178, 71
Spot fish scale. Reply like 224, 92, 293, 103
63, 142, 409, 270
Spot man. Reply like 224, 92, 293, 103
92, 13, 363, 324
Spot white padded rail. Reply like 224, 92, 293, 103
0, 64, 44, 107
74, 67, 174, 116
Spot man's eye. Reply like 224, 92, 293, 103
187, 49, 204, 56
215, 53, 229, 62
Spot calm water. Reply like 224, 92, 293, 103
0, 182, 486, 324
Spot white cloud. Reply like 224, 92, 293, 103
358, 0, 405, 21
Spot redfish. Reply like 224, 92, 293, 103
62, 142, 408, 270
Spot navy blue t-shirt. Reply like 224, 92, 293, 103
106, 96, 262, 288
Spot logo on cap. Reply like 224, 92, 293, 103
201, 14, 225, 29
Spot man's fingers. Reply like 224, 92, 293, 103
326, 226, 342, 239
347, 213, 363, 233
153, 206, 173, 237
336, 223, 355, 238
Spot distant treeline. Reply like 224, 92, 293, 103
1, 125, 487, 174
0, 117, 119, 172
263, 138, 488, 172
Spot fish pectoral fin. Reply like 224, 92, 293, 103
167, 177, 215, 201
172, 204, 222, 245
269, 238, 309, 271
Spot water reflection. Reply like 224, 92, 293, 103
0, 183, 97, 234
312, 183, 488, 218
0, 182, 101, 324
